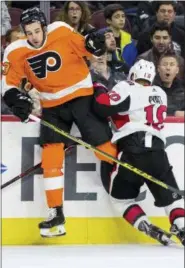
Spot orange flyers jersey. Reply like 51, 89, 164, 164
2, 21, 93, 108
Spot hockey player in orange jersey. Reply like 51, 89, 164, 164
2, 7, 117, 237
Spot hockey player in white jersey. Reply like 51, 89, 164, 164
93, 60, 185, 246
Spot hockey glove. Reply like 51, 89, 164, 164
3, 88, 33, 122
85, 31, 106, 57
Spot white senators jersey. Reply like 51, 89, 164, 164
2, 22, 93, 108
95, 80, 168, 144
110, 81, 167, 144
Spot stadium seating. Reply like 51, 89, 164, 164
8, 8, 23, 27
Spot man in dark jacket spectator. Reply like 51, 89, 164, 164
136, 22, 184, 80
98, 28, 130, 74
137, 1, 185, 58
154, 52, 185, 117
132, 1, 155, 39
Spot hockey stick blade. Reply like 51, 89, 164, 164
29, 114, 184, 198
1, 163, 41, 190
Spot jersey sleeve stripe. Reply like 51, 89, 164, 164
3, 39, 27, 60
47, 21, 74, 34
2, 77, 17, 96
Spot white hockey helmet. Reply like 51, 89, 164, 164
128, 59, 156, 84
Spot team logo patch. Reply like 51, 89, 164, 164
27, 51, 62, 79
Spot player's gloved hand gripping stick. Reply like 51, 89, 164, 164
28, 114, 184, 198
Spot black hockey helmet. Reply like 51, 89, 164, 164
20, 7, 47, 31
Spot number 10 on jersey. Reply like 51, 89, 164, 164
144, 105, 167, 130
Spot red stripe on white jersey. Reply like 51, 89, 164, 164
111, 114, 130, 130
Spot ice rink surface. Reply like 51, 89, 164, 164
2, 244, 184, 268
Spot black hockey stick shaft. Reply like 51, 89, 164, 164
1, 141, 77, 190
1, 163, 41, 190
29, 115, 184, 198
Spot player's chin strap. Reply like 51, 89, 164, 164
29, 114, 184, 198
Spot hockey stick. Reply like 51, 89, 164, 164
1, 163, 41, 190
29, 114, 184, 198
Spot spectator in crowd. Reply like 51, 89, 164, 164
5, 26, 24, 46
136, 22, 184, 80
90, 52, 126, 90
154, 52, 185, 117
2, 26, 23, 115
132, 1, 155, 39
2, 28, 41, 116
1, 1, 11, 36
137, 1, 185, 58
56, 1, 94, 36
98, 28, 130, 74
104, 4, 137, 67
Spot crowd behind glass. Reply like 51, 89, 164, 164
1, 1, 185, 117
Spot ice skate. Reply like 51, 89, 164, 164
38, 206, 66, 238
138, 220, 174, 246
170, 224, 185, 246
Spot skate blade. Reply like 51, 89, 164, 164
40, 224, 66, 238
165, 238, 177, 246
170, 232, 184, 246
161, 234, 177, 246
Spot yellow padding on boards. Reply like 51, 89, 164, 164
2, 217, 174, 245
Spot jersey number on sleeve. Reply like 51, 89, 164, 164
108, 91, 121, 101
144, 105, 167, 130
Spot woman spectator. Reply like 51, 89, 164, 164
56, 1, 94, 36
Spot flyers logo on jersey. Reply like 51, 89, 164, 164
27, 51, 62, 79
